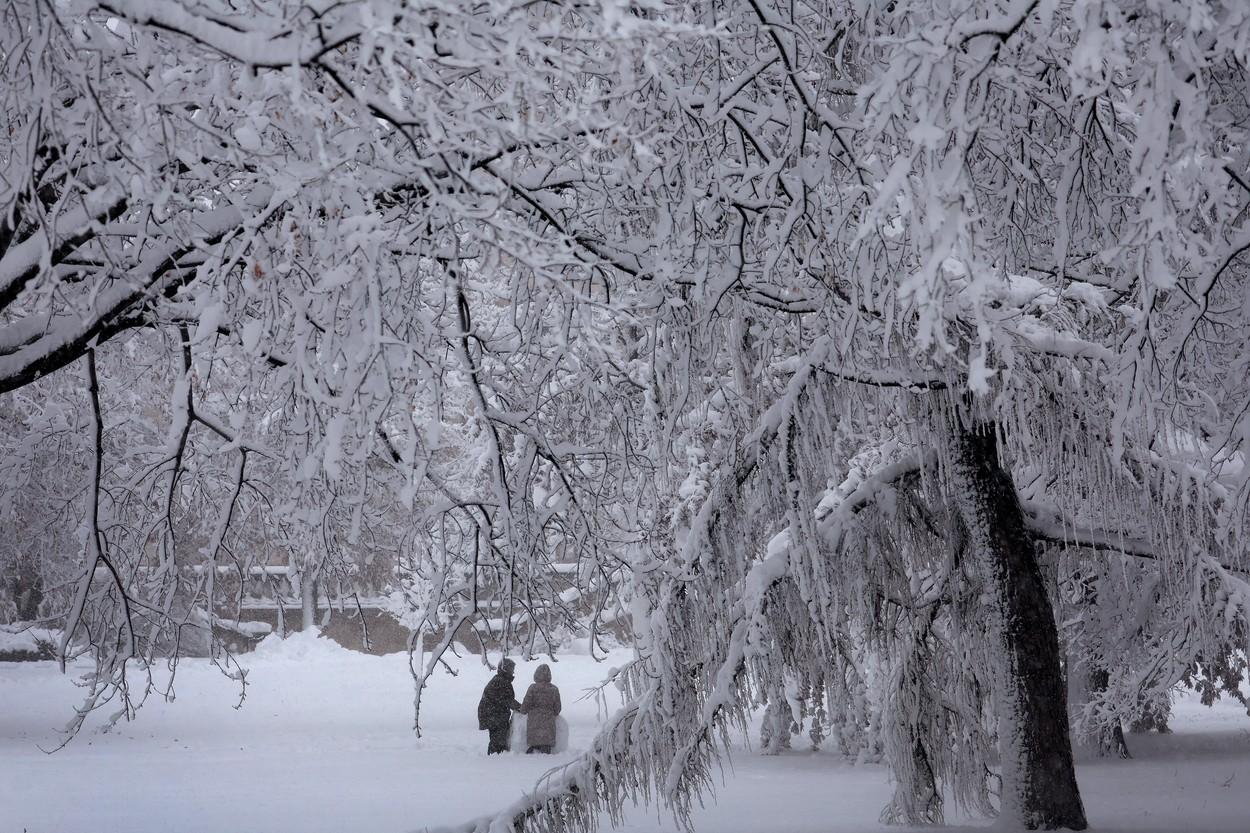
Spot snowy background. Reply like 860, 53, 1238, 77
2, 633, 1246, 833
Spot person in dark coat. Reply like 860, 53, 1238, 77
478, 658, 521, 754
519, 663, 562, 754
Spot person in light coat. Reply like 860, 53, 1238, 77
519, 663, 562, 754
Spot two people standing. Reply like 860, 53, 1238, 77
477, 658, 562, 755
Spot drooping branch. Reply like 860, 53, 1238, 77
0, 198, 268, 394
58, 348, 135, 668
440, 446, 923, 833
1023, 503, 1250, 578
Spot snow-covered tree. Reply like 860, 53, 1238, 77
4, 1, 1250, 831
435, 2, 1250, 831
1, 0, 652, 733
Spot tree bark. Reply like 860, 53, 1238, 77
300, 573, 318, 632
945, 421, 1087, 830
1087, 667, 1130, 758
10, 561, 43, 622
1129, 699, 1171, 734
1075, 577, 1130, 758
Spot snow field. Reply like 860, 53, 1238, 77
0, 632, 1246, 833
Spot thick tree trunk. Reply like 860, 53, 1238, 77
759, 697, 792, 755
300, 573, 318, 631
1075, 578, 1130, 758
1129, 699, 1171, 734
945, 421, 1087, 830
10, 562, 43, 622
1087, 667, 1130, 758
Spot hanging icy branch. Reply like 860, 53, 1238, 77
436, 449, 923, 833
1024, 505, 1250, 577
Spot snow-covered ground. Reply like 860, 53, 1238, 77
1, 632, 1246, 833
0, 625, 57, 658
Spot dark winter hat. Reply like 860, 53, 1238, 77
498, 658, 516, 676
534, 664, 552, 683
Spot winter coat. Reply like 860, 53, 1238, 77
520, 664, 562, 747
478, 672, 520, 731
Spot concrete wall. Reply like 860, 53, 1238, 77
219, 606, 412, 655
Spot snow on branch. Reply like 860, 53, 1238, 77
442, 447, 923, 833
0, 194, 274, 394
99, 0, 364, 68
951, 0, 1040, 45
